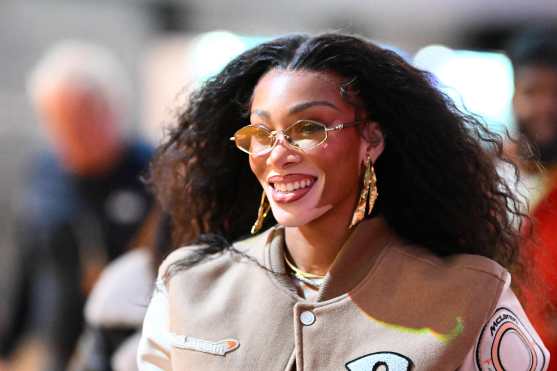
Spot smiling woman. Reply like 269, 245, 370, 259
139, 33, 549, 370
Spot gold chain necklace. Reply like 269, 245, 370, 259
284, 254, 326, 280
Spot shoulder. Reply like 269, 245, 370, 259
15, 150, 75, 226
232, 226, 277, 256
157, 226, 277, 286
389, 243, 509, 284
388, 244, 511, 320
356, 243, 511, 348
362, 241, 511, 309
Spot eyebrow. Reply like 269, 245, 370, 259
251, 100, 340, 119
288, 100, 340, 114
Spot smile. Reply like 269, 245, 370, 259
268, 174, 317, 203
273, 179, 313, 192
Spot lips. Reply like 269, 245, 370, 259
268, 174, 317, 203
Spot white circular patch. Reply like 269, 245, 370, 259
475, 307, 546, 370
105, 190, 146, 224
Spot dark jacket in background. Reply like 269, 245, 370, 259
1, 139, 153, 371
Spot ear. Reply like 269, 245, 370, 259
359, 122, 384, 163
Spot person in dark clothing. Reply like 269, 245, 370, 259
0, 40, 153, 371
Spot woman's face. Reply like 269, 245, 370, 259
248, 69, 383, 227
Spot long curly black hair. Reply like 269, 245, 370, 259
148, 33, 525, 272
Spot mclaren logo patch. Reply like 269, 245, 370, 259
475, 307, 546, 370
345, 351, 413, 370
171, 334, 239, 356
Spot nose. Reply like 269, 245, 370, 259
266, 134, 301, 168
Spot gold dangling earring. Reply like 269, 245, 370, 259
349, 155, 378, 228
251, 190, 271, 234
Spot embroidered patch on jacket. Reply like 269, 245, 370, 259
345, 351, 414, 371
475, 307, 546, 370
171, 334, 240, 356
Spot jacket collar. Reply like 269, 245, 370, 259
263, 216, 398, 302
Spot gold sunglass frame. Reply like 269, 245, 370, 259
229, 119, 365, 156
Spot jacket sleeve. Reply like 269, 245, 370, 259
458, 282, 550, 370
137, 282, 172, 371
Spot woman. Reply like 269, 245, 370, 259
138, 33, 549, 370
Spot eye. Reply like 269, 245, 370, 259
295, 121, 324, 136
253, 129, 270, 141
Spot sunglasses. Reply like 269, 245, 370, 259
230, 119, 364, 156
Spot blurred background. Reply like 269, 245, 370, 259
1, 1, 557, 370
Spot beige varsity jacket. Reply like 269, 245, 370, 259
138, 217, 549, 370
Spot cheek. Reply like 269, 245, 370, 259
314, 141, 361, 199
320, 143, 357, 164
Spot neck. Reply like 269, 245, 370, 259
284, 205, 354, 276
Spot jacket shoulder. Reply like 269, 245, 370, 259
157, 226, 277, 285
350, 243, 511, 350
390, 244, 509, 284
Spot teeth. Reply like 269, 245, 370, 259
273, 179, 314, 193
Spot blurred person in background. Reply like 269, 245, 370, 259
504, 26, 557, 370
504, 26, 557, 205
0, 41, 153, 371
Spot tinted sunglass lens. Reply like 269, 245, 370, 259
288, 121, 326, 149
234, 126, 272, 154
